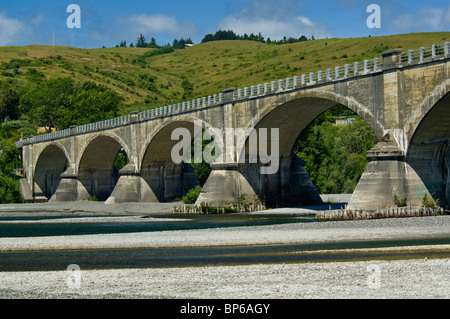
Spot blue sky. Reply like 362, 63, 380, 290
1, 0, 449, 48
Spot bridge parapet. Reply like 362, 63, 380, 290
402, 42, 450, 65
233, 56, 383, 101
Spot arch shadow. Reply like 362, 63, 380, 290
140, 120, 208, 202
77, 135, 128, 201
407, 91, 450, 208
34, 145, 68, 200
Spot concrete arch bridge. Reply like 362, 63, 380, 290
17, 44, 450, 210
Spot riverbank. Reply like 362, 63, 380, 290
1, 213, 449, 252
0, 201, 176, 216
0, 258, 448, 299
0, 202, 449, 299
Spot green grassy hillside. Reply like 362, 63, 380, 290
1, 32, 449, 116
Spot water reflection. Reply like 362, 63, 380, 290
1, 238, 449, 272
0, 212, 317, 238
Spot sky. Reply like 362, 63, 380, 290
0, 0, 449, 48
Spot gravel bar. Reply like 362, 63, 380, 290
1, 215, 449, 252
0, 203, 449, 299
0, 259, 448, 299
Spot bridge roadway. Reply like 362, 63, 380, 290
16, 43, 450, 211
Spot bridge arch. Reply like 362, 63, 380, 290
140, 117, 213, 201
34, 143, 69, 200
140, 116, 214, 166
77, 133, 130, 201
238, 89, 382, 160
404, 79, 450, 145
406, 89, 450, 209
76, 132, 132, 172
234, 90, 380, 207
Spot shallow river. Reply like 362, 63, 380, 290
1, 238, 450, 271
1, 212, 449, 271
0, 212, 316, 237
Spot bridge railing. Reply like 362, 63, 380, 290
401, 42, 450, 64
233, 56, 383, 100
76, 114, 131, 133
138, 93, 224, 121
16, 42, 450, 148
20, 128, 72, 146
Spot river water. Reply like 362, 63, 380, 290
1, 211, 449, 271
1, 238, 450, 272
0, 212, 317, 237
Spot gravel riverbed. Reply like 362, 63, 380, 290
1, 259, 449, 299
0, 202, 449, 299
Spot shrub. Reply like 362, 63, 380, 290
144, 47, 175, 58
0, 175, 22, 204
394, 194, 407, 207
422, 194, 438, 208
181, 186, 202, 204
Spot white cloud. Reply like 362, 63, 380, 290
297, 16, 314, 27
391, 13, 415, 31
216, 0, 333, 40
390, 5, 450, 32
218, 15, 331, 40
418, 6, 450, 30
128, 13, 197, 38
0, 11, 25, 46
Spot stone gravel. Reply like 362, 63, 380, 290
0, 259, 448, 299
0, 203, 449, 299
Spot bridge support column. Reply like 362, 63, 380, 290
106, 163, 158, 204
348, 133, 432, 211
197, 155, 323, 208
196, 163, 257, 206
32, 182, 46, 201
49, 165, 89, 202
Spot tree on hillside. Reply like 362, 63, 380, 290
126, 35, 192, 50
134, 34, 159, 48
201, 30, 240, 43
172, 38, 193, 49
0, 84, 21, 121
149, 37, 158, 48
136, 34, 147, 48
0, 139, 20, 177
19, 78, 122, 132
0, 139, 22, 204
19, 77, 75, 132
56, 81, 122, 129
201, 29, 312, 45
